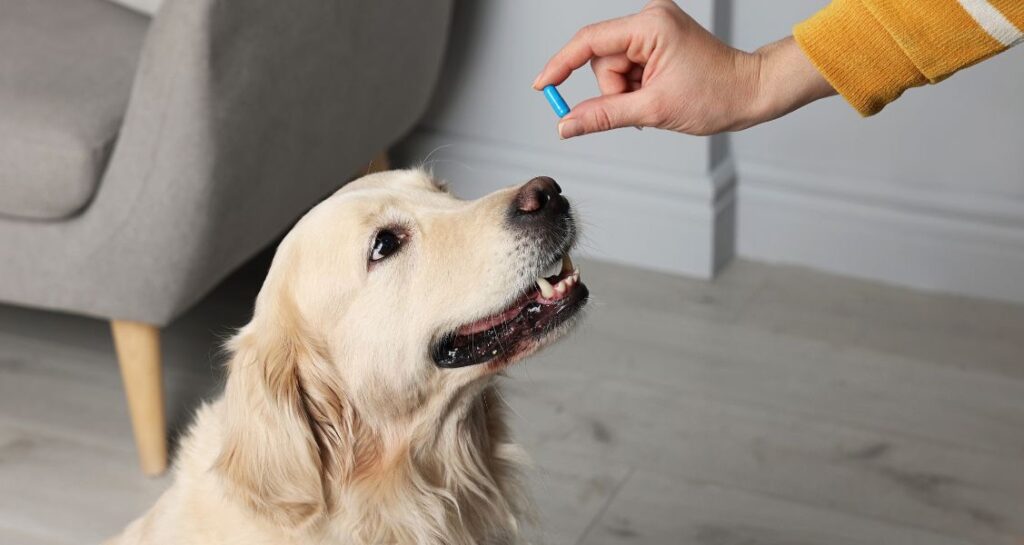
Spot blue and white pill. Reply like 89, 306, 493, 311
542, 84, 571, 118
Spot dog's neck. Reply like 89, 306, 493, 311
216, 315, 528, 544
323, 383, 529, 545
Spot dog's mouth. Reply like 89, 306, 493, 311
432, 254, 588, 369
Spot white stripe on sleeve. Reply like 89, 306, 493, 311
958, 0, 1024, 46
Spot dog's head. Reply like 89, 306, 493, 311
215, 169, 587, 530
283, 168, 587, 394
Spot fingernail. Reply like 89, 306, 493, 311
532, 73, 543, 89
558, 119, 581, 139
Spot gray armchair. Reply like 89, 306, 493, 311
0, 0, 452, 474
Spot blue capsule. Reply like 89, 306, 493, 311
542, 84, 571, 118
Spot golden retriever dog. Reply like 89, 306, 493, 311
108, 170, 588, 545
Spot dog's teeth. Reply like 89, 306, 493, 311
536, 277, 554, 298
573, 268, 580, 280
565, 276, 575, 287
561, 255, 574, 274
554, 282, 567, 295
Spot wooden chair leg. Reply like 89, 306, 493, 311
110, 320, 168, 476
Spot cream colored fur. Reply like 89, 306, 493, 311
108, 170, 581, 545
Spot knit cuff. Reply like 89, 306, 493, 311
793, 0, 927, 116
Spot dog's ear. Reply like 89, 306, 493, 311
214, 308, 352, 528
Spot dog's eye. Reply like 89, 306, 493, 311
370, 230, 402, 262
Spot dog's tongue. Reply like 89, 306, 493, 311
456, 293, 534, 336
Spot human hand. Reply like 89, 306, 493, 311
533, 0, 835, 138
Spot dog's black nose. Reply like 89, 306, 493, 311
507, 176, 575, 257
513, 176, 567, 216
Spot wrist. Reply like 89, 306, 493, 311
749, 36, 836, 126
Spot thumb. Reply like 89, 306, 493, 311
557, 92, 652, 139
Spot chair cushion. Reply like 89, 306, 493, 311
0, 0, 148, 220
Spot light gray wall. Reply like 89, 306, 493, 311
400, 0, 1024, 303
732, 1, 1024, 198
730, 1, 1024, 303
396, 0, 735, 278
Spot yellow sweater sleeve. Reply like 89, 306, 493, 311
794, 0, 1024, 116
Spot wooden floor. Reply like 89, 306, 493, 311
1, 256, 1023, 545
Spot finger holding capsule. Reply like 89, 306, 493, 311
541, 84, 643, 134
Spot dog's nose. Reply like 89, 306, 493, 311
513, 176, 567, 216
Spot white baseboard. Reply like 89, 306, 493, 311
738, 162, 1024, 303
395, 129, 735, 278
108, 0, 160, 15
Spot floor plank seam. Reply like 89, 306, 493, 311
572, 466, 635, 545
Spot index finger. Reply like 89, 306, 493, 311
533, 16, 637, 90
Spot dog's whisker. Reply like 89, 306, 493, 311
420, 143, 454, 166
419, 158, 479, 179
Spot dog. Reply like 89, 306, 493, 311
108, 169, 588, 545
